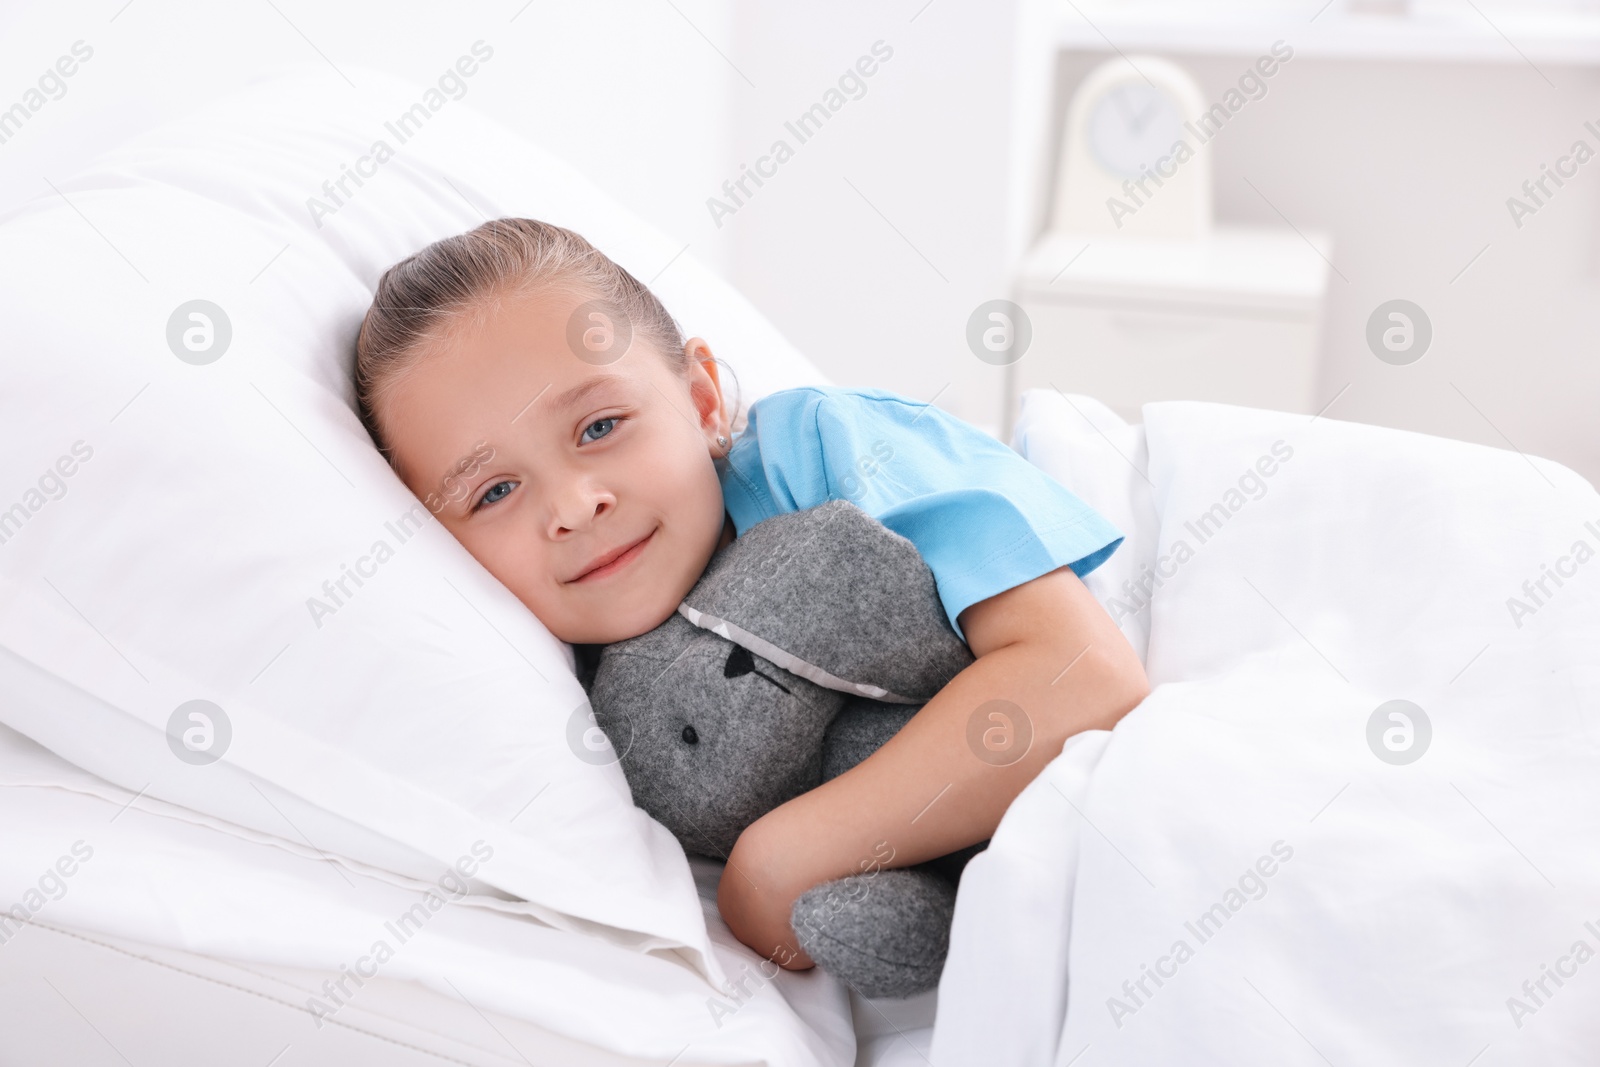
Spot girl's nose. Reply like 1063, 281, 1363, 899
548, 479, 615, 538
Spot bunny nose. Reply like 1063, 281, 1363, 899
724, 645, 756, 678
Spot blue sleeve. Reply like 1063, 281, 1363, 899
717, 387, 1124, 643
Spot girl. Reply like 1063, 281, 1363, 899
355, 218, 1150, 975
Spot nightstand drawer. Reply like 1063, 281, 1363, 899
1007, 299, 1320, 424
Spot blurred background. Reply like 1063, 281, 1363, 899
3, 0, 1596, 483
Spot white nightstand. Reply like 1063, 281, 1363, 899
1003, 226, 1332, 438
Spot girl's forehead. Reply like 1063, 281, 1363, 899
438, 284, 644, 382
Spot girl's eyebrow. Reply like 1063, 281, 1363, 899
510, 374, 631, 426
552, 374, 632, 414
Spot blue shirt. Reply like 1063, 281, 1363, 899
717, 386, 1124, 643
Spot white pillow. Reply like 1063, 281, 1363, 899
0, 63, 827, 984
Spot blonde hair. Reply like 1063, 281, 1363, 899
355, 217, 739, 460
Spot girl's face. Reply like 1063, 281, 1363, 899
378, 285, 734, 645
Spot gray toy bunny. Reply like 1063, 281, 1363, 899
583, 498, 988, 999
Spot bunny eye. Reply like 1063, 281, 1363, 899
681, 725, 699, 745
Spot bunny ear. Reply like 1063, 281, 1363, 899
678, 499, 973, 703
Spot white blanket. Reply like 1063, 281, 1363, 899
934, 391, 1600, 1065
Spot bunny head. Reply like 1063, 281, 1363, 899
587, 611, 842, 857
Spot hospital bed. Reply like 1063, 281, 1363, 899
1, 66, 1595, 1066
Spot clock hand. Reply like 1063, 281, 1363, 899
1130, 100, 1155, 135
1110, 89, 1136, 126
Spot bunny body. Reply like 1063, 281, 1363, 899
587, 499, 988, 998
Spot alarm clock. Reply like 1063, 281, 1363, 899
1051, 55, 1211, 239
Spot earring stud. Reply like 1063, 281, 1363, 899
716, 434, 729, 450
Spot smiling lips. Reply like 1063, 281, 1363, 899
569, 528, 656, 583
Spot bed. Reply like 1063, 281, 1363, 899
2, 65, 1596, 1067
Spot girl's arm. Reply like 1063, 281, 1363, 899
717, 563, 1151, 969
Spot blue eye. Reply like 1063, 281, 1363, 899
582, 417, 618, 443
475, 480, 515, 510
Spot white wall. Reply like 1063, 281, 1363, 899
0, 0, 738, 272
725, 5, 1600, 487
5, 0, 1596, 486
723, 1, 1023, 431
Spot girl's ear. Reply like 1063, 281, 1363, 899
684, 335, 714, 365
682, 336, 729, 441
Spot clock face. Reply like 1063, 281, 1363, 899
1087, 84, 1184, 180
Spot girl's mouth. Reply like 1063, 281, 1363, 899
570, 528, 655, 583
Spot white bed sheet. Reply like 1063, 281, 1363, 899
1, 916, 932, 1067
0, 769, 941, 1065
934, 391, 1600, 1065
0, 723, 865, 1066
2, 919, 934, 1067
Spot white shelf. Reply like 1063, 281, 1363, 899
1051, 3, 1600, 65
